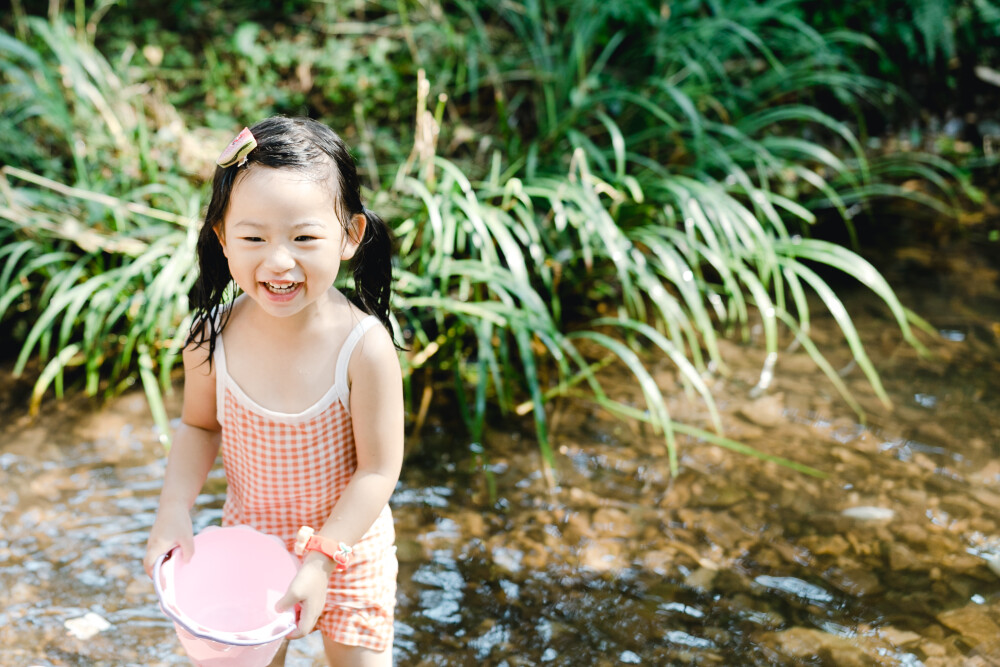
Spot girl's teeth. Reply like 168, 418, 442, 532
265, 282, 296, 292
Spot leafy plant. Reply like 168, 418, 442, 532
797, 0, 1000, 121
1, 1, 982, 477
0, 16, 200, 439
384, 1, 962, 445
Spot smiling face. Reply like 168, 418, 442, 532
216, 166, 363, 319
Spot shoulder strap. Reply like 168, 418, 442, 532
213, 319, 228, 426
334, 315, 381, 409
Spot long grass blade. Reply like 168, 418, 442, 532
569, 330, 678, 474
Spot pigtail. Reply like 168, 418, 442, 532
350, 207, 394, 333
184, 163, 241, 363
185, 217, 233, 359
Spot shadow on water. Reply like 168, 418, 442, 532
1, 237, 1000, 666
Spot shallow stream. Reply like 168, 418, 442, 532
1, 240, 999, 666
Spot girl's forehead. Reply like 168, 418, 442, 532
224, 166, 344, 224
234, 164, 337, 191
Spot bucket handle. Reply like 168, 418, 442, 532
153, 549, 298, 647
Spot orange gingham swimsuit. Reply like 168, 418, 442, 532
214, 315, 397, 651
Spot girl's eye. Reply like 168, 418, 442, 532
242, 236, 264, 243
294, 235, 317, 242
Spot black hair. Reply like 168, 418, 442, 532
187, 116, 394, 359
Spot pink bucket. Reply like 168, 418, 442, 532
153, 525, 299, 667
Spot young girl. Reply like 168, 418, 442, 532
143, 116, 403, 666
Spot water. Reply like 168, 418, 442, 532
1, 263, 999, 665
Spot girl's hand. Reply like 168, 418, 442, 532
275, 554, 333, 638
143, 504, 194, 578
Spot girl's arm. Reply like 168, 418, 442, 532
143, 340, 222, 576
320, 323, 405, 542
278, 323, 404, 637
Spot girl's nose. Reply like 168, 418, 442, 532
265, 244, 296, 272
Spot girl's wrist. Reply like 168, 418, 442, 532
157, 498, 192, 515
302, 550, 338, 575
293, 526, 353, 571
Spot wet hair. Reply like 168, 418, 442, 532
187, 116, 394, 359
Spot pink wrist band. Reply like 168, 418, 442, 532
293, 526, 353, 571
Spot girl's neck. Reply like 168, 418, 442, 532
221, 287, 359, 414
236, 286, 349, 338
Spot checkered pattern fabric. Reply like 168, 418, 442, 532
214, 315, 397, 651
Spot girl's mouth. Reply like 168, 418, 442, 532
263, 281, 299, 294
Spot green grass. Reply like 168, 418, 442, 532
0, 1, 985, 475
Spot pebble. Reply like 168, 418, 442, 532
576, 539, 626, 572
889, 542, 925, 571
798, 534, 850, 556
986, 554, 1000, 578
591, 508, 640, 539
826, 566, 882, 597
877, 626, 922, 647
64, 612, 111, 640
737, 393, 785, 427
841, 506, 895, 521
684, 566, 717, 592
761, 627, 873, 667
937, 604, 1000, 646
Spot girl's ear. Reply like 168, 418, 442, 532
341, 213, 367, 260
213, 222, 229, 257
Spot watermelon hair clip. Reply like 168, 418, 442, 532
216, 127, 257, 168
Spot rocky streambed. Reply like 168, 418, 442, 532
1, 244, 998, 665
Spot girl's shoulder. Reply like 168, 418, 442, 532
217, 294, 266, 340
185, 306, 227, 371
348, 317, 398, 376
343, 310, 401, 420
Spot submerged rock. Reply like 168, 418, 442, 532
591, 507, 640, 539
937, 603, 1000, 647
841, 506, 895, 521
825, 566, 883, 597
576, 538, 627, 572
798, 533, 851, 557
64, 612, 111, 640
683, 566, 718, 592
889, 542, 928, 571
876, 626, 922, 648
760, 627, 877, 666
737, 393, 785, 427
987, 554, 1000, 578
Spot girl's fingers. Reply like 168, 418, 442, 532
143, 535, 194, 578
143, 542, 170, 577
275, 589, 301, 614
276, 562, 328, 637
282, 596, 321, 639
178, 535, 195, 562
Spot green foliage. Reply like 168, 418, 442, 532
0, 15, 200, 438
799, 0, 1000, 108
803, 0, 1000, 66
0, 166, 196, 440
0, 0, 981, 473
